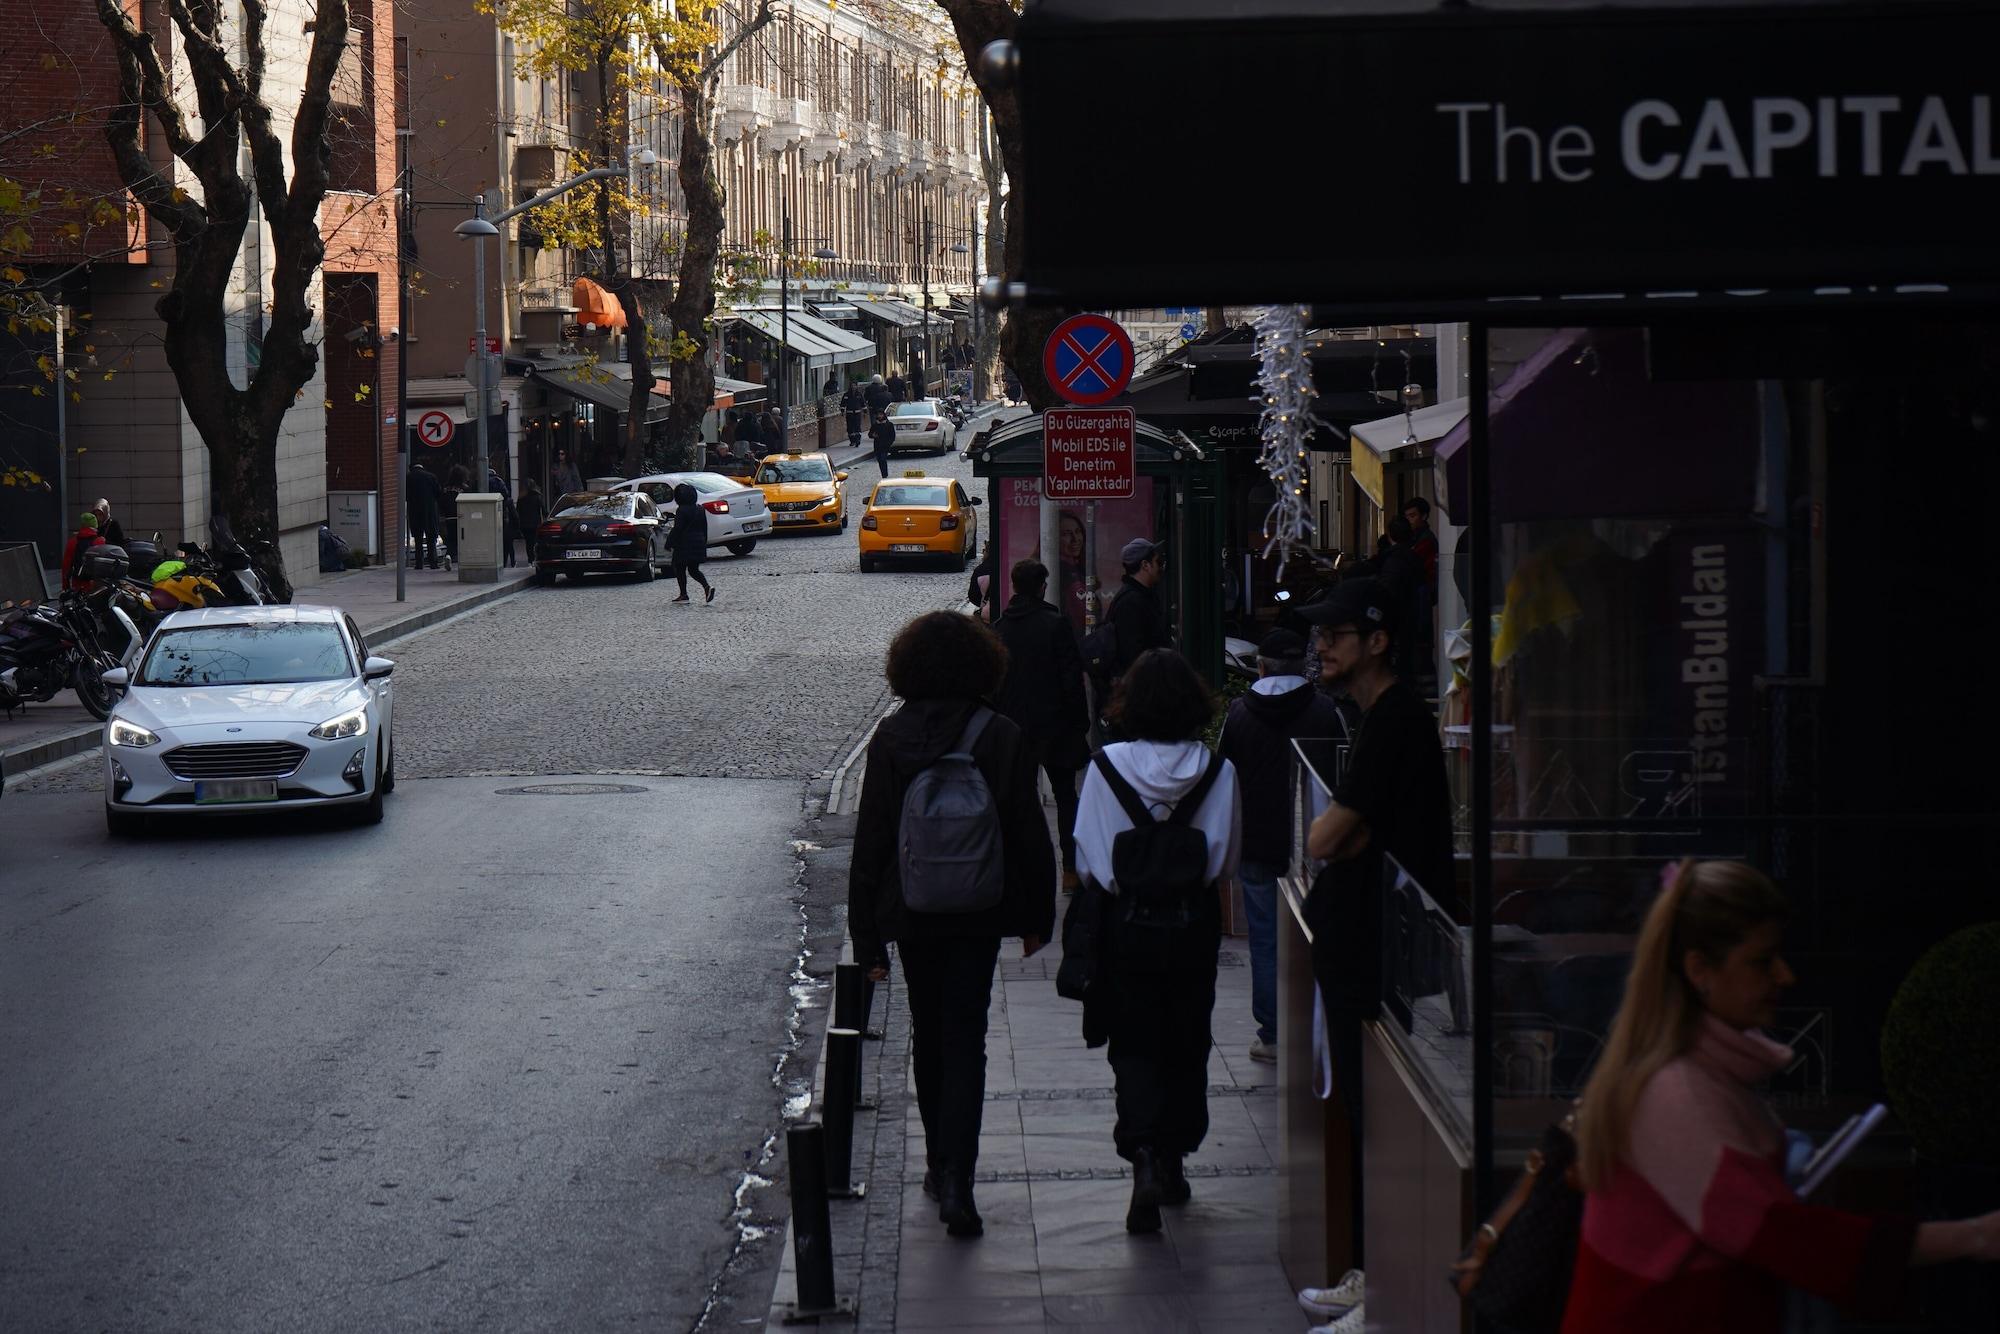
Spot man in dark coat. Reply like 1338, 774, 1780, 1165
1105, 538, 1173, 680
406, 462, 442, 569
667, 482, 714, 603
515, 480, 547, 568
885, 370, 906, 404
909, 356, 925, 400
1216, 628, 1358, 1062
869, 410, 896, 479
849, 611, 1056, 1237
840, 380, 867, 449
864, 372, 893, 417
992, 559, 1090, 891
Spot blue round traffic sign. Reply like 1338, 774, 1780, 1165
1043, 314, 1134, 406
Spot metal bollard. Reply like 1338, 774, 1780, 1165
834, 960, 883, 1041
778, 1121, 855, 1322
822, 1029, 866, 1198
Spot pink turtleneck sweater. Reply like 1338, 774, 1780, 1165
1562, 1014, 1916, 1333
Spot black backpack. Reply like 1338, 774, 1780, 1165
1094, 750, 1223, 929
1079, 587, 1130, 685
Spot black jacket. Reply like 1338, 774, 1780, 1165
992, 594, 1089, 767
1218, 679, 1358, 866
405, 466, 441, 517
668, 482, 709, 561
1106, 575, 1171, 677
516, 489, 546, 536
848, 697, 1058, 970
870, 415, 896, 451
885, 374, 906, 402
841, 386, 867, 426
864, 381, 893, 415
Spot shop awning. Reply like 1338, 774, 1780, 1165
528, 365, 668, 422
849, 298, 924, 329
808, 301, 860, 321
571, 277, 628, 331
1348, 398, 1468, 507
726, 309, 872, 367
646, 374, 768, 412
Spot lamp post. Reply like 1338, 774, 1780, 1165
451, 153, 656, 494
777, 214, 839, 443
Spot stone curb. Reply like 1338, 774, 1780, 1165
0, 570, 533, 777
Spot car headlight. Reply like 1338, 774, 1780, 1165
108, 717, 159, 748
309, 707, 370, 740
820, 494, 838, 506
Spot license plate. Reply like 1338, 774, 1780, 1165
744, 520, 768, 530
565, 549, 603, 560
195, 780, 278, 805
891, 543, 928, 553
776, 513, 813, 524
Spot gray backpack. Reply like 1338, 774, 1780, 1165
898, 707, 1005, 914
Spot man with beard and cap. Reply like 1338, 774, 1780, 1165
1290, 577, 1453, 1330
1215, 627, 1358, 1064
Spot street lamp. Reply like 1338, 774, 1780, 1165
776, 213, 838, 441
451, 154, 654, 506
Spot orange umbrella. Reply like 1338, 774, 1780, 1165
571, 276, 629, 330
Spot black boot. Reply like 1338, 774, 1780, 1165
1126, 1147, 1163, 1234
1160, 1154, 1192, 1206
922, 1154, 941, 1201
938, 1174, 983, 1238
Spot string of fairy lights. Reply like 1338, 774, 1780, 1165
1251, 304, 1317, 576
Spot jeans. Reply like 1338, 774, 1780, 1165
899, 936, 1002, 1181
675, 560, 711, 598
1239, 860, 1280, 1045
875, 445, 892, 478
1106, 895, 1220, 1161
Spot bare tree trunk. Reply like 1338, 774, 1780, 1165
938, 0, 1063, 412
977, 115, 1004, 400
662, 78, 722, 468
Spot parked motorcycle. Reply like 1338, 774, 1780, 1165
940, 393, 971, 428
0, 553, 139, 721
171, 516, 276, 606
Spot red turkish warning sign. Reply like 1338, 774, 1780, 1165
1043, 408, 1136, 500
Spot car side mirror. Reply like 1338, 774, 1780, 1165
363, 655, 396, 681
969, 496, 984, 506
836, 471, 849, 481
100, 666, 130, 688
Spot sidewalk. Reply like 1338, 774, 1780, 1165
0, 561, 532, 775
767, 909, 1312, 1332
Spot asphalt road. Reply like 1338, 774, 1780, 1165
0, 441, 980, 1333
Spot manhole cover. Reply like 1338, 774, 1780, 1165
496, 782, 652, 796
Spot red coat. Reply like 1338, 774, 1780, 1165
1562, 1017, 1914, 1333
60, 527, 103, 592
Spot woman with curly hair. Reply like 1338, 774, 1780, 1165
848, 611, 1058, 1239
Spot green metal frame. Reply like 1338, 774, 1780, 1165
969, 412, 1225, 686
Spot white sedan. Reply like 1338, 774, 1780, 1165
99, 605, 397, 835
611, 471, 770, 556
887, 399, 957, 455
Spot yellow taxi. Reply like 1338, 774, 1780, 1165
857, 471, 983, 572
751, 451, 850, 533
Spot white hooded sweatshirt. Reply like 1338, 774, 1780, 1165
1072, 739, 1243, 895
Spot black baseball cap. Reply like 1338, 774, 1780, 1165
1299, 576, 1398, 633
1257, 628, 1306, 660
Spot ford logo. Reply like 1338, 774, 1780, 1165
226, 727, 242, 733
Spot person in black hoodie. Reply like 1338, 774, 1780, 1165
840, 379, 867, 449
849, 611, 1057, 1238
1215, 628, 1358, 1063
992, 559, 1091, 892
667, 482, 714, 603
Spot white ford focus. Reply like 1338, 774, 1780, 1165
100, 605, 397, 836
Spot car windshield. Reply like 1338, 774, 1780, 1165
757, 458, 833, 483
872, 484, 949, 507
138, 622, 353, 687
554, 495, 636, 518
891, 402, 937, 418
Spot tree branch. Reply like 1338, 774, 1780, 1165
91, 0, 206, 236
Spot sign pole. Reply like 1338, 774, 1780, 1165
395, 143, 410, 601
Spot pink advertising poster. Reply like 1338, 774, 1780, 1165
996, 476, 1158, 639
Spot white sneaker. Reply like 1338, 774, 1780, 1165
1308, 1302, 1365, 1334
1248, 1037, 1277, 1064
1299, 1270, 1365, 1319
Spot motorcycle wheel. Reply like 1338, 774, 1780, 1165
73, 652, 121, 721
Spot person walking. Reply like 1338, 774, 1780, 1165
864, 372, 893, 418
885, 369, 906, 404
1298, 577, 1453, 1329
992, 559, 1091, 894
848, 611, 1057, 1238
405, 461, 442, 569
515, 480, 546, 567
1106, 538, 1173, 679
1069, 649, 1240, 1235
485, 465, 516, 567
550, 447, 582, 499
869, 409, 897, 480
1216, 628, 1357, 1064
1557, 860, 2000, 1334
841, 379, 867, 450
667, 482, 714, 603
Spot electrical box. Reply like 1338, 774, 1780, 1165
455, 492, 504, 583
326, 490, 379, 559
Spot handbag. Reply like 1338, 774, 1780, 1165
1451, 1105, 1584, 1334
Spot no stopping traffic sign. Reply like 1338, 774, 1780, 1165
1042, 314, 1134, 406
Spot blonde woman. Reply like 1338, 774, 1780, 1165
1563, 861, 2000, 1332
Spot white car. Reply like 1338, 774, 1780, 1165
887, 399, 957, 455
99, 605, 397, 835
611, 471, 770, 556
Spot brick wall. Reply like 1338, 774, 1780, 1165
4, 0, 144, 262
